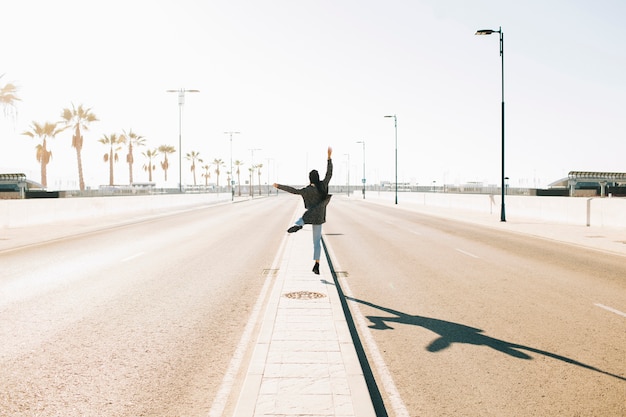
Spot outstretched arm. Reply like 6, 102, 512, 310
322, 146, 333, 186
273, 183, 303, 195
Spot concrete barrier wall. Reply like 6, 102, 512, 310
362, 191, 626, 228
0, 194, 230, 228
2, 192, 625, 229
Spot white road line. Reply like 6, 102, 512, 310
594, 303, 626, 318
324, 238, 410, 417
121, 252, 145, 262
456, 248, 479, 258
207, 231, 288, 417
342, 277, 411, 417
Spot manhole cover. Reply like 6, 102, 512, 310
283, 291, 326, 300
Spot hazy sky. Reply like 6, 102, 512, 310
2, 0, 625, 190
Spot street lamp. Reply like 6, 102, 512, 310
344, 153, 350, 196
475, 26, 506, 222
266, 158, 273, 196
384, 114, 398, 204
356, 141, 365, 199
224, 131, 240, 201
166, 88, 199, 193
249, 148, 261, 196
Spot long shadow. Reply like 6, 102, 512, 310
349, 297, 626, 382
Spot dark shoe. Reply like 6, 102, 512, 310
312, 263, 320, 275
287, 225, 303, 233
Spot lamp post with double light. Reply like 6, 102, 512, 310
166, 88, 199, 193
475, 26, 506, 221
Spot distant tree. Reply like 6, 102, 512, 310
185, 151, 202, 186
158, 144, 176, 182
98, 133, 125, 186
213, 158, 225, 188
234, 160, 244, 196
256, 163, 264, 196
201, 164, 212, 186
248, 167, 254, 197
0, 74, 20, 120
60, 104, 98, 190
122, 129, 146, 184
142, 148, 158, 182
21, 121, 66, 188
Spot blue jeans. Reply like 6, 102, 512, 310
295, 218, 322, 261
312, 224, 322, 261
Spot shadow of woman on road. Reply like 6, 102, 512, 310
348, 296, 625, 382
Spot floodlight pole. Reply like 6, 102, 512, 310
166, 88, 199, 193
475, 26, 506, 221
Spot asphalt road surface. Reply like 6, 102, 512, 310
1, 195, 624, 417
0, 197, 297, 417
323, 196, 626, 417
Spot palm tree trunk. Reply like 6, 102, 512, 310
128, 143, 134, 185
41, 159, 47, 188
40, 139, 48, 188
109, 149, 114, 186
76, 147, 85, 190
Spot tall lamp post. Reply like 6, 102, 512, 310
384, 114, 398, 204
356, 141, 365, 199
166, 88, 199, 193
344, 153, 350, 196
475, 26, 506, 222
224, 131, 240, 201
249, 148, 261, 196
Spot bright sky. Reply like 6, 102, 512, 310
2, 0, 625, 190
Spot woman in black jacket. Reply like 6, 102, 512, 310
273, 146, 333, 274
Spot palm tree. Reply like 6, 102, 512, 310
142, 148, 158, 182
122, 129, 146, 185
0, 74, 20, 120
234, 160, 244, 196
98, 133, 125, 186
158, 144, 176, 182
201, 164, 212, 187
60, 104, 98, 191
185, 151, 202, 186
248, 166, 254, 197
213, 158, 225, 188
21, 121, 66, 188
256, 163, 263, 196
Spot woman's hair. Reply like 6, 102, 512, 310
309, 169, 327, 197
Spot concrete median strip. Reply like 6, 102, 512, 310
232, 225, 376, 417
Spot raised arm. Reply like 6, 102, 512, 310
322, 146, 333, 186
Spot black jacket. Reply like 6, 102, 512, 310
276, 158, 333, 224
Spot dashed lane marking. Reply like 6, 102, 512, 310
121, 252, 145, 262
456, 248, 480, 258
594, 303, 626, 318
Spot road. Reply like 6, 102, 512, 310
1, 195, 624, 417
0, 197, 298, 417
323, 196, 626, 417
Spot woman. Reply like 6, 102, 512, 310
273, 146, 333, 274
